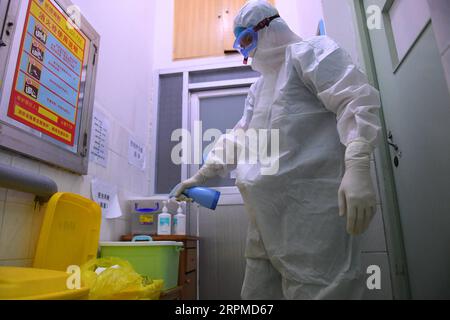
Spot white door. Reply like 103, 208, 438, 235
362, 0, 450, 299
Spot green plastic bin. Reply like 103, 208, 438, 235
99, 241, 183, 290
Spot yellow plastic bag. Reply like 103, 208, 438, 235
81, 257, 164, 300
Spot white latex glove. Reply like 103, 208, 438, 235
172, 173, 208, 202
171, 130, 243, 201
338, 139, 377, 235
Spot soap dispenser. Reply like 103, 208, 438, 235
173, 202, 186, 236
157, 201, 172, 236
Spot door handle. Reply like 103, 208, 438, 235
387, 131, 401, 154
388, 141, 399, 152
388, 131, 402, 167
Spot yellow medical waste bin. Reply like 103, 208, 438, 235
0, 267, 90, 300
0, 193, 101, 300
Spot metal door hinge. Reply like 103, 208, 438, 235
80, 132, 88, 157
92, 44, 98, 65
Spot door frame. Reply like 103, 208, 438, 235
189, 87, 249, 206
189, 87, 252, 300
351, 0, 411, 299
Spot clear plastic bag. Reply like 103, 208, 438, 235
81, 257, 163, 300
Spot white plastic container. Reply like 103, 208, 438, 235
173, 203, 186, 235
157, 201, 172, 235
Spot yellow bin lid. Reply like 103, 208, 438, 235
0, 267, 89, 300
0, 193, 99, 300
33, 193, 102, 271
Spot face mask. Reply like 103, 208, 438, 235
233, 14, 280, 64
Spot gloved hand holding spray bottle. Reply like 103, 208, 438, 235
169, 174, 221, 211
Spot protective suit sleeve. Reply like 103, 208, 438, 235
290, 36, 381, 149
196, 81, 258, 179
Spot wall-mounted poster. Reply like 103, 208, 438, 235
128, 136, 146, 171
90, 109, 110, 168
7, 0, 88, 147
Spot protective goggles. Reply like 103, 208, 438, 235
233, 14, 280, 64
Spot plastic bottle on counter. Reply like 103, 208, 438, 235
157, 201, 172, 235
173, 203, 186, 235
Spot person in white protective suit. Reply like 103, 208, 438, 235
173, 0, 381, 300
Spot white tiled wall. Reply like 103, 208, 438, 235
0, 0, 156, 267
0, 128, 151, 267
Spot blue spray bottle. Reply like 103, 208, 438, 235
170, 185, 221, 210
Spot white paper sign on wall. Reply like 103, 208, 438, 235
89, 110, 110, 168
128, 136, 145, 170
91, 178, 122, 219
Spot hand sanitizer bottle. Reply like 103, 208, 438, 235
157, 201, 171, 235
173, 203, 186, 236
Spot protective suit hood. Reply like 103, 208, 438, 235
234, 0, 302, 74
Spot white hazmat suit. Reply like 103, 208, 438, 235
174, 0, 381, 300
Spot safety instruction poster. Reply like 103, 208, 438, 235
7, 0, 87, 146
128, 136, 146, 171
89, 109, 110, 168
